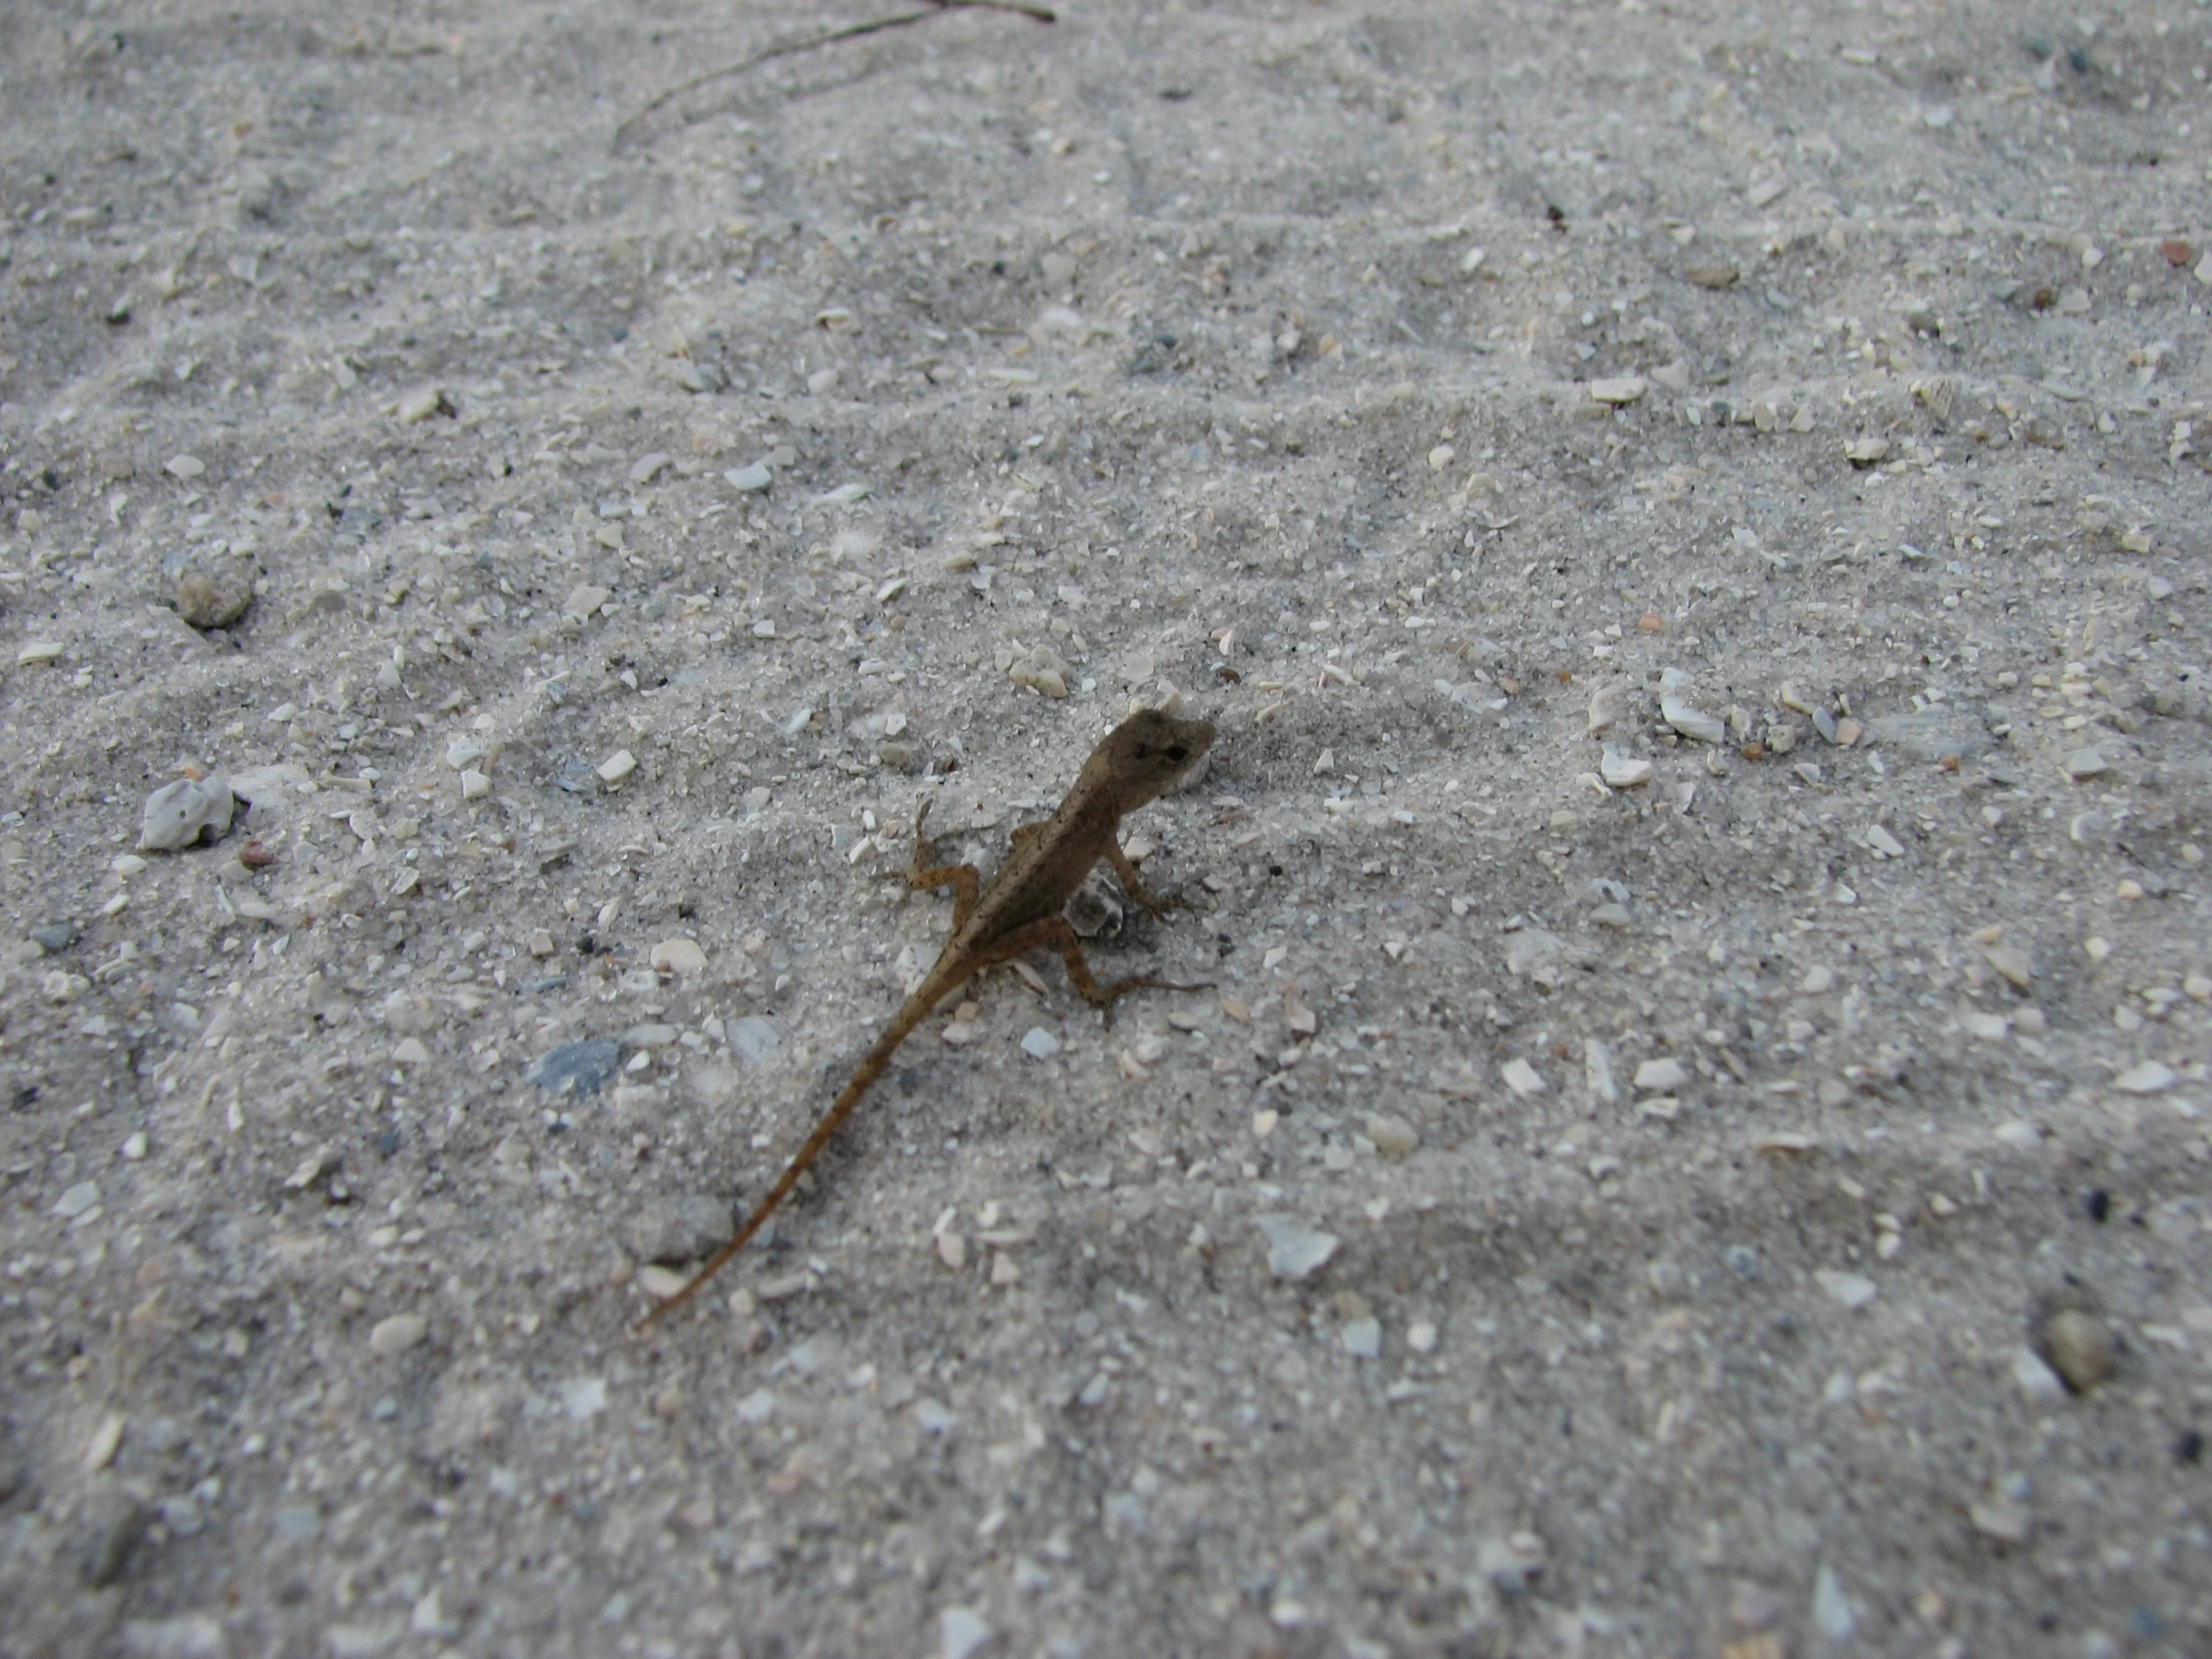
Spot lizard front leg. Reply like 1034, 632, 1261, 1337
1105, 839, 1194, 920
908, 798, 983, 930
960, 915, 1212, 1024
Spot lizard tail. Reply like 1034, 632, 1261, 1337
636, 988, 951, 1331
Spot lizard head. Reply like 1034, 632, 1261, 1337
1086, 709, 1216, 808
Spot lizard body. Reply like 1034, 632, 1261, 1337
641, 709, 1216, 1328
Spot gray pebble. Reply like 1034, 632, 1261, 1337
624, 1195, 731, 1265
728, 1014, 789, 1066
30, 923, 77, 954
724, 462, 773, 493
138, 775, 235, 852
175, 569, 253, 631
1254, 1214, 1340, 1281
526, 1038, 623, 1097
270, 1502, 321, 1543
81, 1492, 150, 1587
2042, 1308, 2117, 1393
1866, 708, 1991, 763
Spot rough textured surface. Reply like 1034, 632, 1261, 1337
3, 2, 2210, 1655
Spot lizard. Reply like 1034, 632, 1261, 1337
639, 707, 1218, 1329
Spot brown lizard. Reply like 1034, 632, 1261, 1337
639, 708, 1217, 1329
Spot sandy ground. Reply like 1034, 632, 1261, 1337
3, 1, 2211, 1655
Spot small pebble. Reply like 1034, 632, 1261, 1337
1255, 1214, 1339, 1281
936, 1232, 967, 1270
2109, 1060, 2175, 1095
650, 938, 708, 975
15, 640, 64, 666
1868, 709, 1990, 762
1633, 1057, 1688, 1093
1406, 1320, 1438, 1355
1366, 1113, 1418, 1157
1499, 1058, 1546, 1098
175, 570, 252, 630
562, 1378, 608, 1420
563, 585, 612, 620
368, 1314, 426, 1357
1815, 1269, 1878, 1310
2042, 1308, 2117, 1392
53, 1180, 101, 1219
1019, 1027, 1061, 1060
393, 386, 448, 424
1812, 1565, 1856, 1643
391, 1038, 429, 1067
526, 1038, 623, 1097
30, 923, 77, 953
939, 1607, 991, 1659
1982, 943, 2033, 989
1969, 1498, 2030, 1543
1585, 681, 1631, 735
83, 1412, 126, 1472
1658, 671, 1725, 744
637, 1265, 690, 1301
164, 454, 206, 478
138, 775, 235, 852
627, 451, 672, 485
1599, 748, 1652, 788
2063, 748, 2108, 781
2011, 1346, 2067, 1399
597, 750, 637, 785
627, 1196, 730, 1265
725, 463, 773, 493
1341, 1317, 1382, 1359
1588, 375, 1647, 405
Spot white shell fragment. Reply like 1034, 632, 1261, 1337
1499, 1058, 1547, 1098
1599, 748, 1652, 788
138, 774, 235, 852
1585, 680, 1631, 735
1657, 670, 1725, 744
650, 938, 708, 975
2109, 1060, 2176, 1095
1254, 1214, 1340, 1281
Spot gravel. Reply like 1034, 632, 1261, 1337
3, 2, 2209, 1655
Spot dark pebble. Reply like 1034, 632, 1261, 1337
30, 923, 77, 954
2085, 1188, 2110, 1223
2178, 1428, 2204, 1465
526, 1038, 622, 1097
81, 1494, 149, 1587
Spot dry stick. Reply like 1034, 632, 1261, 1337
614, 0, 1056, 149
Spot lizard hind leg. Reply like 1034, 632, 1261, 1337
961, 915, 1214, 1028
908, 797, 983, 929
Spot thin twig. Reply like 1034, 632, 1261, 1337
614, 0, 1055, 150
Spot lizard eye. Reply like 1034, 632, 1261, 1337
1165, 745, 1189, 763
